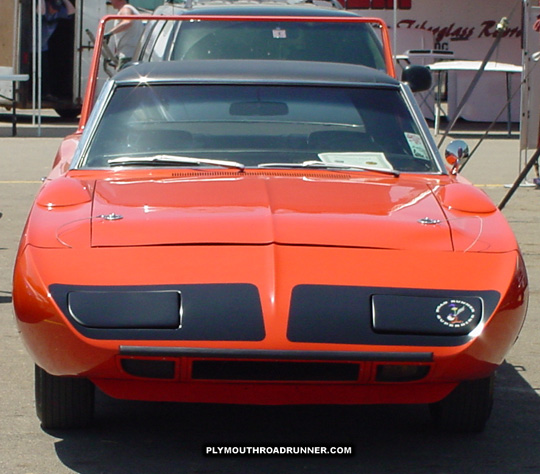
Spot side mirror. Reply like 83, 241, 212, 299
445, 139, 469, 174
401, 65, 432, 92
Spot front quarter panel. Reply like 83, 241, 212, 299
50, 133, 82, 179
22, 177, 93, 250
434, 182, 519, 252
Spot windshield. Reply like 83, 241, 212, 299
79, 83, 438, 173
165, 21, 387, 71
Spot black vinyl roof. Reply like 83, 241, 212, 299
114, 59, 400, 88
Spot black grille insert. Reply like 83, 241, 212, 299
121, 359, 176, 379
191, 360, 360, 381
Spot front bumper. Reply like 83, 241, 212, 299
13, 243, 528, 404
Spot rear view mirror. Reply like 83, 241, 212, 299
401, 65, 432, 92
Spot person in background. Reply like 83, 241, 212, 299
39, 0, 75, 101
533, 14, 540, 34
104, 0, 143, 70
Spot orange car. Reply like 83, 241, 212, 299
13, 59, 527, 432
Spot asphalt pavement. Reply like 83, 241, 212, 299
0, 112, 539, 474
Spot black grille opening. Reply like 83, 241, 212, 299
375, 364, 430, 382
191, 360, 360, 381
121, 359, 176, 379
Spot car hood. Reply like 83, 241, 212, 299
90, 173, 453, 251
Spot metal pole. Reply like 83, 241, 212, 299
506, 72, 512, 136
499, 147, 540, 209
393, 0, 397, 63
37, 0, 42, 136
32, 0, 36, 125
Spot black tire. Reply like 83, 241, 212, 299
430, 374, 494, 433
35, 365, 95, 429
54, 107, 81, 119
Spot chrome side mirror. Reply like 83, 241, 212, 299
445, 140, 469, 174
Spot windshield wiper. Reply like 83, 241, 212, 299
108, 155, 245, 171
258, 160, 400, 177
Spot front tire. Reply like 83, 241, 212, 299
35, 365, 95, 429
430, 375, 494, 433
54, 107, 81, 119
